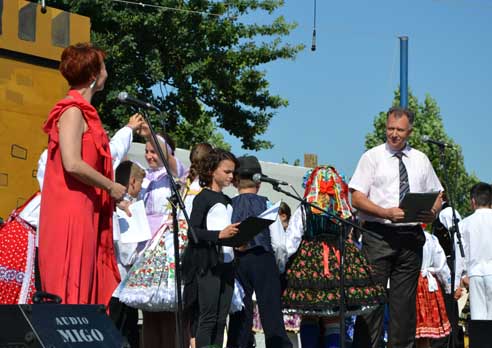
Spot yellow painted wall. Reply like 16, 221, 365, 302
0, 0, 90, 218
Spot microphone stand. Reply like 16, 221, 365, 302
138, 109, 197, 348
436, 145, 464, 348
271, 184, 378, 348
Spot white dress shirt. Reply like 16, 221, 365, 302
349, 143, 443, 224
459, 208, 492, 278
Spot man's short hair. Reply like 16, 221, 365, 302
387, 106, 415, 126
470, 182, 492, 207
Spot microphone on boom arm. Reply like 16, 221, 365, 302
252, 173, 289, 186
117, 92, 160, 112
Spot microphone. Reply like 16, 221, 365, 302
311, 29, 316, 51
117, 92, 160, 112
40, 0, 47, 13
252, 173, 289, 186
421, 135, 453, 148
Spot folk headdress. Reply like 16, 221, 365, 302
301, 165, 353, 239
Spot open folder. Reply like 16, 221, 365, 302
398, 192, 440, 223
221, 201, 280, 247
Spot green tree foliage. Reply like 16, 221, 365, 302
49, 0, 303, 150
168, 113, 231, 151
366, 90, 479, 215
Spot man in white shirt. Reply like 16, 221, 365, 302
459, 182, 492, 320
349, 107, 443, 348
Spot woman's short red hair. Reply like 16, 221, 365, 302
59, 43, 106, 86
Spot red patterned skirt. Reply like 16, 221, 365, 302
415, 274, 451, 338
0, 195, 38, 304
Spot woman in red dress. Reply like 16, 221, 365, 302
38, 43, 126, 305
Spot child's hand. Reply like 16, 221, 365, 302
126, 113, 144, 131
461, 276, 469, 289
136, 122, 151, 139
218, 223, 240, 239
454, 287, 463, 300
235, 244, 248, 252
117, 200, 132, 217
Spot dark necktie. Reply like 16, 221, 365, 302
395, 152, 410, 202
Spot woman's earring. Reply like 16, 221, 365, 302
89, 79, 97, 89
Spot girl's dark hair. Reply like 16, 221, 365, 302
197, 148, 239, 187
158, 132, 176, 155
279, 202, 291, 220
188, 143, 213, 182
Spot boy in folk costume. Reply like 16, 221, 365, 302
226, 156, 292, 348
283, 166, 385, 348
109, 160, 146, 348
458, 182, 492, 320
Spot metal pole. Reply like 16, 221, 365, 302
399, 36, 408, 108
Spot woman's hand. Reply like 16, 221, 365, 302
218, 223, 240, 239
108, 182, 127, 202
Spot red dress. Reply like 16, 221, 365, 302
38, 90, 120, 305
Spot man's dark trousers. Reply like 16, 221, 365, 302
353, 223, 424, 348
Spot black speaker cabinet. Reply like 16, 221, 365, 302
0, 304, 125, 347
469, 320, 492, 348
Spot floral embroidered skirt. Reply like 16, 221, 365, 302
282, 238, 385, 317
118, 220, 188, 312
416, 275, 451, 339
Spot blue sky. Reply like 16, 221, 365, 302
220, 0, 492, 183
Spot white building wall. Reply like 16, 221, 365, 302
127, 143, 310, 211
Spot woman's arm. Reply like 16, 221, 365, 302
58, 107, 126, 201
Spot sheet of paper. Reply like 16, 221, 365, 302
116, 200, 152, 244
258, 200, 281, 220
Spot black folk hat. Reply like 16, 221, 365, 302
237, 155, 262, 178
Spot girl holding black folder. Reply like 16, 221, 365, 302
183, 148, 240, 348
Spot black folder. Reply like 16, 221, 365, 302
221, 216, 274, 247
398, 192, 440, 223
